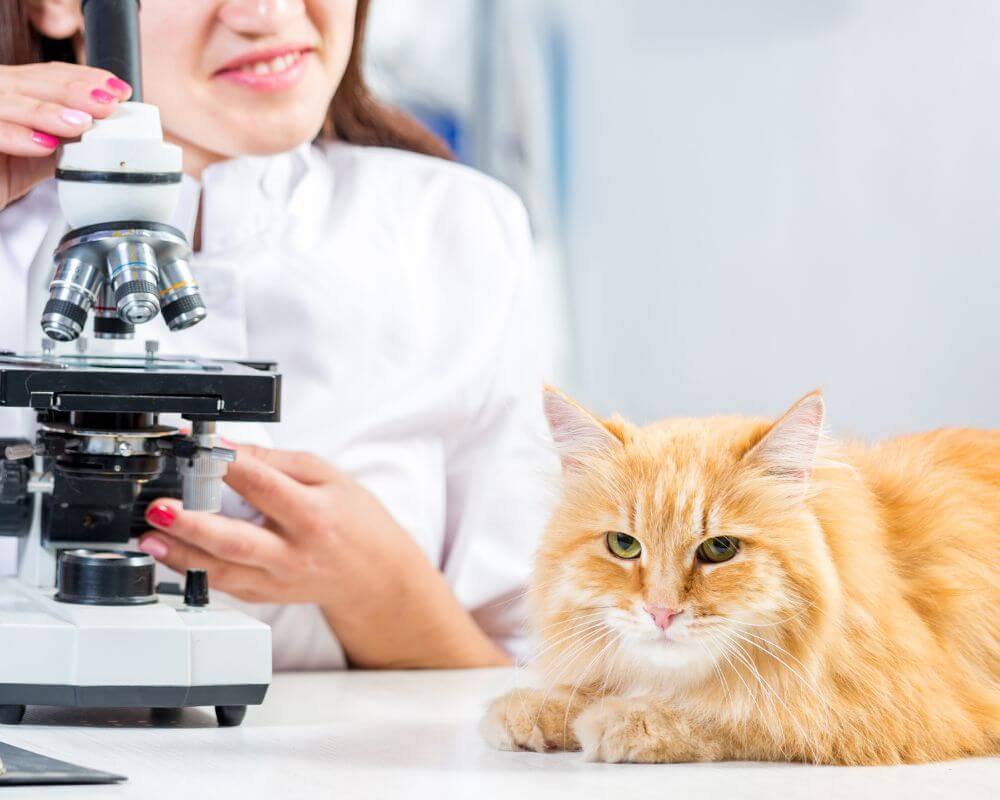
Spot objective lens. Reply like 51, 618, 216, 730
107, 241, 160, 325
41, 255, 103, 342
158, 257, 207, 331
92, 279, 135, 340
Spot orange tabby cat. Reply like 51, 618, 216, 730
482, 389, 1000, 764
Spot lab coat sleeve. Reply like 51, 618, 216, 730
440, 193, 560, 660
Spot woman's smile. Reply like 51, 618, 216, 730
213, 45, 316, 92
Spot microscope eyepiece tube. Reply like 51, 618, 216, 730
41, 255, 103, 342
81, 0, 143, 102
158, 257, 207, 331
107, 240, 160, 325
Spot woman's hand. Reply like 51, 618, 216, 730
0, 62, 131, 210
139, 443, 510, 670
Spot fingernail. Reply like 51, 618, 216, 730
106, 77, 131, 96
90, 88, 115, 104
30, 131, 59, 149
139, 536, 168, 559
147, 504, 176, 528
60, 108, 92, 127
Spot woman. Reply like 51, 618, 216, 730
0, 0, 556, 669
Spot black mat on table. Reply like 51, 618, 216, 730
0, 741, 125, 786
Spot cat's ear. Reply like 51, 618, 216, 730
745, 390, 825, 483
543, 387, 624, 472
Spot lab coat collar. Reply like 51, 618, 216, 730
170, 142, 329, 256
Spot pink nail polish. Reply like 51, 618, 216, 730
90, 88, 115, 104
30, 131, 59, 149
60, 109, 92, 126
106, 77, 131, 96
139, 536, 168, 559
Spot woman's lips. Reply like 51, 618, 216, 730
214, 49, 312, 92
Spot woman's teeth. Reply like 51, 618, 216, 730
240, 52, 301, 75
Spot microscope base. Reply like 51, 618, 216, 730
0, 578, 271, 726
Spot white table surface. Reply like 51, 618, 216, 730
0, 668, 996, 799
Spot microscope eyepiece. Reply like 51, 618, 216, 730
81, 0, 143, 102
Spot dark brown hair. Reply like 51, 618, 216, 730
0, 0, 452, 160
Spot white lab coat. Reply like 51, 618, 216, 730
0, 141, 558, 669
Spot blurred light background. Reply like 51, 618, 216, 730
368, 0, 1000, 440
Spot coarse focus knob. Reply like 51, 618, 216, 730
184, 569, 209, 607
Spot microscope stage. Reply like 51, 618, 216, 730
0, 577, 270, 709
0, 352, 281, 422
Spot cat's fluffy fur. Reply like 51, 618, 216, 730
482, 389, 1000, 764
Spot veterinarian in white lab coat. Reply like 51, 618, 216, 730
0, 0, 556, 670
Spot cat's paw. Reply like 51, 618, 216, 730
480, 689, 582, 753
573, 697, 672, 763
575, 698, 726, 763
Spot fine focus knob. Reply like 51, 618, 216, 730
55, 549, 156, 605
184, 569, 209, 607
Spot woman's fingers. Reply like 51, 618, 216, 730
143, 498, 293, 574
0, 119, 60, 156
226, 442, 340, 485
0, 92, 93, 140
0, 148, 57, 204
221, 450, 322, 531
137, 532, 279, 604
4, 63, 131, 119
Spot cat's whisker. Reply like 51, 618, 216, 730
524, 627, 613, 731
611, 639, 635, 696
535, 626, 611, 691
528, 620, 609, 667
720, 637, 796, 761
698, 637, 733, 705
726, 630, 832, 722
532, 628, 615, 730
523, 610, 614, 665
493, 577, 565, 609
727, 634, 792, 728
727, 640, 789, 740
536, 622, 606, 675
696, 639, 729, 700
531, 612, 608, 638
731, 628, 825, 697
716, 638, 768, 724
729, 640, 784, 712
531, 609, 610, 635
600, 633, 634, 710
729, 640, 812, 749
562, 629, 625, 743
713, 600, 817, 629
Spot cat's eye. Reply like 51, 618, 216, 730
696, 536, 740, 564
606, 532, 642, 559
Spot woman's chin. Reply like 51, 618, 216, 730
170, 114, 327, 164
227, 127, 322, 156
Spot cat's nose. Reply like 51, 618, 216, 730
644, 605, 682, 630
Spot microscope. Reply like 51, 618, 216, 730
0, 0, 279, 727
